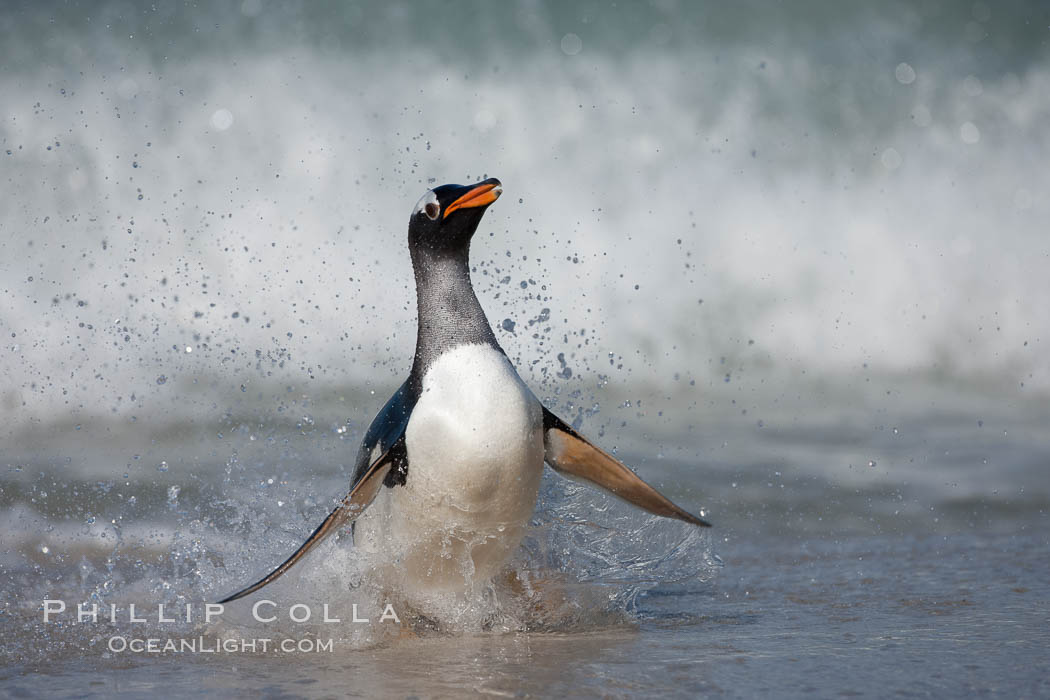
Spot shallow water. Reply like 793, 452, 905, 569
3, 530, 1048, 698
2, 387, 1048, 697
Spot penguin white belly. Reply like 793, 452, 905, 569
356, 343, 545, 596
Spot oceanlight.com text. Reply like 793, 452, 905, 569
107, 636, 335, 654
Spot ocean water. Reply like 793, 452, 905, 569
2, 1, 1049, 697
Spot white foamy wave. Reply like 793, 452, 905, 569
2, 46, 1048, 436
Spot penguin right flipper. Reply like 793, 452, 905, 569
349, 381, 417, 489
215, 437, 404, 605
542, 408, 711, 527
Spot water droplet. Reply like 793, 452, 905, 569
560, 33, 582, 56
881, 147, 902, 170
960, 121, 980, 144
210, 108, 234, 131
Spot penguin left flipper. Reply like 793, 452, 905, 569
542, 408, 711, 528
215, 438, 403, 604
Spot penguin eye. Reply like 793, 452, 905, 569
413, 190, 441, 221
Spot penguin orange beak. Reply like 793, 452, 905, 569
443, 180, 502, 219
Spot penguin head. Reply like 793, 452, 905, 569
408, 178, 502, 255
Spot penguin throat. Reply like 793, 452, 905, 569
410, 247, 500, 381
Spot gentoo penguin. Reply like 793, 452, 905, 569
217, 178, 709, 605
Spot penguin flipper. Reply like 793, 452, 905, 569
541, 408, 711, 527
215, 438, 402, 604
